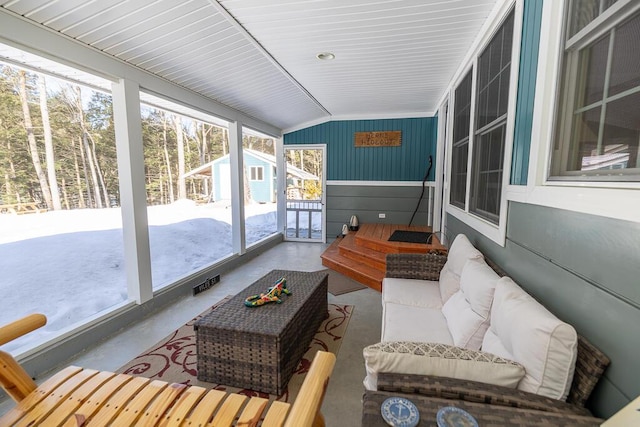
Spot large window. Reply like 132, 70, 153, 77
242, 131, 278, 247
0, 54, 126, 352
449, 9, 515, 225
470, 11, 514, 223
140, 95, 233, 290
450, 71, 472, 209
551, 0, 639, 180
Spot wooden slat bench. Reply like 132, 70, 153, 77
0, 314, 335, 427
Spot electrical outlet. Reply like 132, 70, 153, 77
378, 213, 386, 218
193, 274, 221, 295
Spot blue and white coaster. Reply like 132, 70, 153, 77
380, 396, 420, 427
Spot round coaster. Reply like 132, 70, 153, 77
380, 396, 420, 427
436, 406, 479, 427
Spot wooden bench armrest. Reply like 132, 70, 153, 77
0, 314, 47, 347
0, 314, 47, 402
285, 350, 336, 427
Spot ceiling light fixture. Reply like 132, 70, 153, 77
316, 52, 335, 61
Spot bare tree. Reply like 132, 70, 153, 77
38, 74, 61, 210
162, 113, 174, 203
17, 70, 53, 209
74, 86, 103, 208
174, 115, 186, 199
71, 137, 86, 208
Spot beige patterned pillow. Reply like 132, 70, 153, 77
363, 341, 525, 391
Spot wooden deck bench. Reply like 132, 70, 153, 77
0, 314, 335, 426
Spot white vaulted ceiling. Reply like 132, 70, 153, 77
0, 0, 498, 132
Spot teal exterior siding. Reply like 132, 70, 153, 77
511, 0, 543, 185
284, 118, 437, 181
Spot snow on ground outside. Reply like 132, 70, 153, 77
0, 200, 302, 352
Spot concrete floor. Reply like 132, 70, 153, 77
0, 242, 382, 426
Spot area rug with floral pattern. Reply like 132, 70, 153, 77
116, 297, 353, 403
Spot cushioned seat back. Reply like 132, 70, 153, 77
481, 277, 578, 400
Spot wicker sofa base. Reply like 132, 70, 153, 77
362, 390, 603, 426
195, 269, 328, 395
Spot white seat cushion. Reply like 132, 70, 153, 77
442, 258, 499, 350
381, 302, 453, 344
482, 277, 578, 400
382, 277, 442, 309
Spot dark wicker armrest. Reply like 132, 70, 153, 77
376, 372, 592, 417
385, 253, 448, 281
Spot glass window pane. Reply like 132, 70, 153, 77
141, 99, 233, 290
0, 66, 126, 353
570, 0, 601, 37
453, 71, 472, 142
476, 11, 514, 130
450, 140, 468, 208
578, 34, 610, 106
599, 92, 640, 170
243, 132, 278, 247
609, 13, 640, 97
567, 107, 602, 171
471, 125, 505, 224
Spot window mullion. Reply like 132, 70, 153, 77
597, 28, 616, 155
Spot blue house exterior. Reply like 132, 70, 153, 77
185, 149, 317, 203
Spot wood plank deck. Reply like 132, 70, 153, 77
321, 223, 447, 292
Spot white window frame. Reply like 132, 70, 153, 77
551, 0, 640, 181
250, 165, 264, 181
443, 0, 523, 246
505, 0, 640, 225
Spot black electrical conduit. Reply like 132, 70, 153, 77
408, 155, 433, 228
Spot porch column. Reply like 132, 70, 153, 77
276, 137, 286, 235
112, 78, 153, 304
228, 120, 246, 254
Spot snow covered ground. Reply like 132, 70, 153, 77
0, 200, 278, 352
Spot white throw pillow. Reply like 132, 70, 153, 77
441, 258, 499, 350
438, 264, 459, 304
482, 277, 578, 400
363, 341, 525, 391
438, 234, 484, 303
460, 258, 500, 317
445, 234, 484, 277
441, 292, 487, 349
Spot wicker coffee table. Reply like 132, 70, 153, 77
195, 269, 328, 395
362, 391, 603, 426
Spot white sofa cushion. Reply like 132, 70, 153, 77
363, 341, 525, 391
439, 234, 484, 303
382, 277, 442, 309
482, 277, 578, 400
381, 303, 453, 344
441, 258, 499, 350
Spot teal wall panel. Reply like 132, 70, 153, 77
511, 0, 543, 185
445, 203, 640, 418
284, 118, 437, 181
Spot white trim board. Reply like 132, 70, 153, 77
328, 181, 435, 187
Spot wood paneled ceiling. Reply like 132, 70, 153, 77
0, 0, 498, 131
